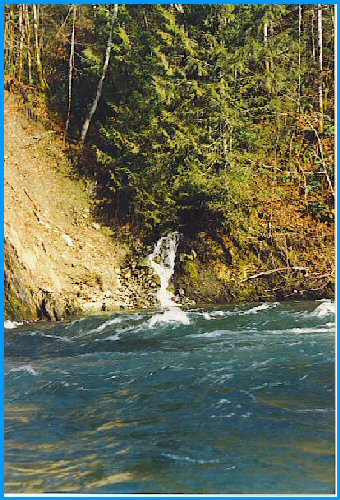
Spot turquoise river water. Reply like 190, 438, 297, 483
5, 300, 335, 494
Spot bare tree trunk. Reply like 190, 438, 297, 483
4, 6, 15, 75
317, 4, 323, 133
311, 7, 316, 62
24, 5, 33, 85
298, 5, 302, 112
32, 4, 47, 90
263, 21, 271, 92
66, 5, 76, 134
80, 4, 118, 147
18, 6, 24, 82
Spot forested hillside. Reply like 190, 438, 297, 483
5, 4, 335, 310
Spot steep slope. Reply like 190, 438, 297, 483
4, 91, 129, 321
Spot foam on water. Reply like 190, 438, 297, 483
162, 453, 220, 464
29, 331, 73, 342
4, 320, 24, 330
149, 307, 191, 327
243, 302, 279, 315
87, 317, 123, 335
71, 317, 124, 340
309, 300, 335, 318
189, 329, 232, 339
102, 333, 121, 341
9, 364, 39, 376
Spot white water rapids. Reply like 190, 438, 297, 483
148, 232, 190, 326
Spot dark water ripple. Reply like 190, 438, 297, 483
5, 300, 335, 493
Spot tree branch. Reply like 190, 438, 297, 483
241, 266, 308, 282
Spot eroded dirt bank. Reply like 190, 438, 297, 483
4, 91, 145, 321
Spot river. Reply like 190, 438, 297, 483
5, 300, 335, 494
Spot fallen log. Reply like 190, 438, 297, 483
242, 266, 308, 282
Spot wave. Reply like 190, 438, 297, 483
9, 364, 39, 376
87, 317, 124, 335
288, 325, 334, 334
102, 333, 121, 341
29, 331, 73, 342
309, 300, 335, 318
294, 408, 334, 413
72, 316, 124, 339
243, 302, 279, 315
256, 323, 334, 335
250, 357, 276, 368
189, 329, 233, 339
162, 453, 220, 464
64, 317, 86, 329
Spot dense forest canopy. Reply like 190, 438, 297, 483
4, 4, 334, 242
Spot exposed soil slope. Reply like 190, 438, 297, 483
5, 91, 129, 321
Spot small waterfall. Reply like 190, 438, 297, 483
148, 232, 190, 325
149, 232, 179, 308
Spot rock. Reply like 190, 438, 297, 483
62, 234, 73, 247
22, 248, 37, 271
53, 302, 64, 321
180, 252, 194, 262
81, 299, 103, 313
138, 256, 151, 268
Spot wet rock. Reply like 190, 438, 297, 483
96, 275, 104, 290
138, 256, 151, 268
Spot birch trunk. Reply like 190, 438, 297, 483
25, 5, 33, 85
4, 6, 14, 75
33, 5, 46, 90
66, 5, 76, 134
18, 6, 24, 82
263, 21, 270, 92
80, 4, 118, 147
311, 8, 316, 62
298, 5, 302, 112
317, 4, 323, 133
